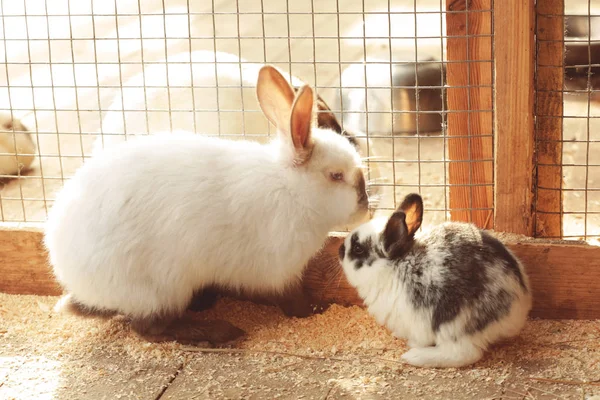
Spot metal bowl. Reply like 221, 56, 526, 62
565, 14, 600, 39
565, 13, 600, 94
335, 58, 446, 136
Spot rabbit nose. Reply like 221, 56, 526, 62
338, 243, 346, 260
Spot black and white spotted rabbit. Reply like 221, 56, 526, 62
339, 193, 532, 368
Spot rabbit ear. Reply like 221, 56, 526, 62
382, 194, 423, 259
398, 193, 423, 236
289, 85, 315, 164
256, 65, 296, 133
382, 212, 410, 259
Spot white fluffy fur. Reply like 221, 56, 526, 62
341, 219, 533, 369
45, 117, 367, 319
0, 112, 36, 176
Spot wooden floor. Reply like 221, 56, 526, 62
1, 293, 600, 400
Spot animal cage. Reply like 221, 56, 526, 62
0, 0, 600, 320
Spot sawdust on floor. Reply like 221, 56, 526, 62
1, 293, 599, 399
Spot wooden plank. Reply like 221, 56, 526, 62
160, 357, 337, 399
493, 0, 536, 235
0, 223, 60, 296
509, 242, 598, 320
2, 225, 600, 319
535, 0, 564, 238
0, 226, 361, 302
0, 293, 183, 400
0, 350, 182, 400
301, 233, 364, 307
445, 0, 494, 228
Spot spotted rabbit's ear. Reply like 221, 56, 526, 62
398, 193, 423, 236
383, 194, 423, 259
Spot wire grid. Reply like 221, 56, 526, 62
535, 0, 600, 240
0, 0, 493, 229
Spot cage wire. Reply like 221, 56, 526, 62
0, 0, 495, 233
535, 0, 600, 241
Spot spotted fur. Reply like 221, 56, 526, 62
340, 193, 532, 368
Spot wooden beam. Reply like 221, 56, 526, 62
0, 223, 60, 296
445, 0, 494, 228
493, 0, 536, 235
2, 225, 600, 319
535, 0, 564, 238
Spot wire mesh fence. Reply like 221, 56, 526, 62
535, 0, 600, 241
0, 0, 496, 233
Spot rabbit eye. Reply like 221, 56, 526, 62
352, 243, 364, 255
330, 172, 344, 182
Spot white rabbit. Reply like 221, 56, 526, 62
340, 193, 532, 368
0, 112, 36, 177
96, 50, 359, 153
45, 66, 370, 344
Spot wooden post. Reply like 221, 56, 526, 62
535, 0, 564, 238
445, 0, 494, 228
493, 0, 536, 235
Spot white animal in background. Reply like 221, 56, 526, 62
340, 193, 532, 368
97, 50, 360, 152
96, 51, 388, 212
45, 66, 370, 344
0, 112, 36, 177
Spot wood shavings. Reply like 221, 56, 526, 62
528, 377, 600, 387
1, 293, 599, 399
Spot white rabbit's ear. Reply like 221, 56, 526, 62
256, 65, 295, 133
289, 84, 315, 164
